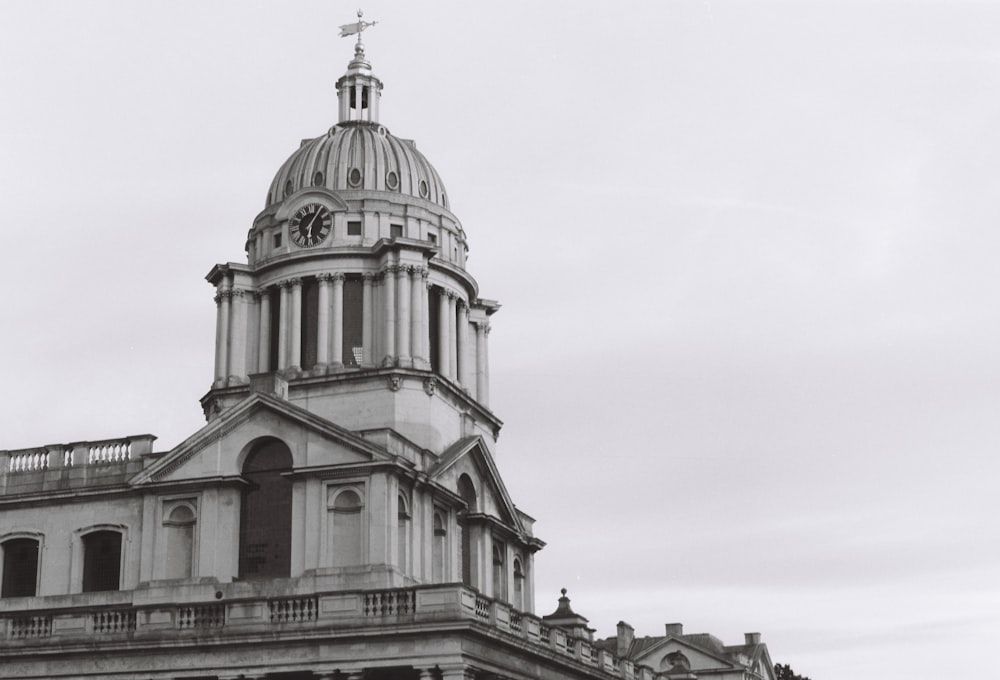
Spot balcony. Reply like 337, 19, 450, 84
0, 581, 653, 680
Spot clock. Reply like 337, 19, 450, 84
289, 203, 332, 247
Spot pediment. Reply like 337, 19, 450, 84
131, 393, 391, 485
634, 637, 737, 673
429, 436, 524, 535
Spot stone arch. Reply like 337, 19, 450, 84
457, 473, 477, 587
238, 438, 294, 580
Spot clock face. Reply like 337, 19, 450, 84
289, 203, 332, 247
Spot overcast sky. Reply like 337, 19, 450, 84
1, 2, 998, 679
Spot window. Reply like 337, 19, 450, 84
492, 541, 507, 601
457, 474, 477, 587
428, 231, 437, 245
329, 487, 364, 567
513, 556, 525, 611
347, 220, 362, 236
1, 537, 39, 598
432, 510, 447, 582
396, 494, 410, 572
239, 440, 293, 580
390, 224, 403, 239
342, 276, 364, 366
273, 232, 282, 248
163, 503, 196, 580
82, 530, 122, 592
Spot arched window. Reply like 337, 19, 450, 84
492, 541, 507, 601
239, 440, 293, 580
1, 537, 40, 598
396, 493, 410, 573
330, 487, 364, 567
163, 504, 196, 580
432, 510, 447, 582
457, 474, 477, 587
82, 530, 122, 592
513, 556, 525, 611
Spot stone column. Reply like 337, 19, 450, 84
213, 286, 231, 387
316, 274, 331, 369
289, 277, 302, 371
382, 266, 396, 366
257, 288, 271, 373
475, 321, 489, 404
362, 273, 374, 366
439, 663, 475, 680
396, 265, 412, 366
332, 273, 345, 367
277, 280, 290, 371
437, 288, 451, 378
246, 290, 260, 375
447, 292, 458, 379
456, 301, 470, 389
228, 289, 248, 384
411, 268, 428, 367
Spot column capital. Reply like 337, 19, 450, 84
317, 272, 334, 283
475, 321, 490, 333
382, 264, 399, 276
445, 289, 458, 300
230, 288, 248, 300
331, 272, 346, 283
363, 272, 377, 283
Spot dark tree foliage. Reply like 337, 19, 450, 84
775, 663, 811, 680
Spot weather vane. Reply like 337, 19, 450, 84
339, 8, 378, 46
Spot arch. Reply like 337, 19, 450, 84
457, 474, 477, 587
513, 555, 525, 611
492, 540, 507, 601
239, 439, 293, 580
329, 486, 364, 568
162, 501, 197, 580
81, 529, 123, 592
432, 509, 447, 582
396, 492, 410, 573
1, 534, 41, 598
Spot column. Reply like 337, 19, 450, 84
475, 322, 489, 404
277, 280, 290, 370
246, 290, 260, 375
362, 273, 374, 366
316, 274, 331, 369
289, 277, 302, 371
447, 292, 458, 379
332, 273, 345, 367
257, 288, 271, 373
228, 289, 248, 383
213, 285, 231, 387
437, 288, 451, 378
411, 267, 428, 367
396, 265, 412, 366
438, 663, 475, 680
382, 266, 396, 366
456, 301, 469, 389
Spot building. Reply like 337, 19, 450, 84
0, 29, 778, 680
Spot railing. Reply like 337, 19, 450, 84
0, 583, 653, 680
8, 450, 49, 472
88, 440, 132, 464
2, 435, 156, 475
270, 597, 317, 623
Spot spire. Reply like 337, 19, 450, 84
336, 9, 383, 125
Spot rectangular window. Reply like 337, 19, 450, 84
1, 538, 39, 598
428, 231, 437, 244
347, 220, 362, 236
267, 287, 281, 371
342, 276, 364, 366
301, 278, 319, 370
390, 224, 403, 239
273, 232, 282, 248
82, 531, 122, 592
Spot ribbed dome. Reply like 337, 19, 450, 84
266, 121, 449, 209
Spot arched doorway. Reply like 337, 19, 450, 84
238, 439, 293, 580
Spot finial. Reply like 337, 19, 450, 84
561, 588, 568, 596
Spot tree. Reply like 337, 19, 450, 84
774, 663, 811, 680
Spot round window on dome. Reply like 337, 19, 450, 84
313, 171, 324, 186
419, 180, 428, 198
348, 168, 363, 187
386, 171, 399, 191
284, 180, 293, 197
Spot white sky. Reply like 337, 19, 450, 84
1, 2, 998, 678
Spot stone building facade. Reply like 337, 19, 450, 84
0, 35, 777, 680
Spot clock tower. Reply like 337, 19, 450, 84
203, 37, 500, 456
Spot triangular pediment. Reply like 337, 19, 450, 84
131, 393, 392, 485
634, 636, 738, 673
428, 436, 524, 535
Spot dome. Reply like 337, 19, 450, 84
266, 121, 449, 209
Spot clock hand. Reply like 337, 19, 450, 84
305, 211, 320, 238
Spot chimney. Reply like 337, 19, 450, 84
617, 621, 635, 657
745, 632, 761, 645
665, 623, 683, 636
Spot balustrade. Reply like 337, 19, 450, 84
93, 609, 136, 633
179, 604, 226, 628
363, 589, 414, 616
8, 615, 51, 639
269, 597, 317, 623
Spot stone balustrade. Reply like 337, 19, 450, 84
0, 435, 156, 495
0, 582, 653, 679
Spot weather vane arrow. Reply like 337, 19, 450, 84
339, 8, 378, 43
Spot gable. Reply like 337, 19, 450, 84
429, 436, 522, 532
133, 394, 390, 485
634, 639, 737, 673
